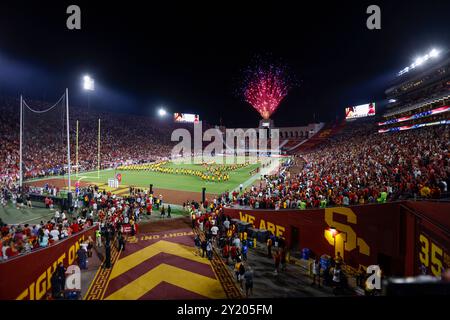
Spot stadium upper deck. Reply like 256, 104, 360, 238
384, 49, 450, 118
379, 49, 450, 132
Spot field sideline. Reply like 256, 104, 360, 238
75, 162, 260, 194
25, 156, 284, 205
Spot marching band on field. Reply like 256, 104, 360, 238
117, 161, 252, 183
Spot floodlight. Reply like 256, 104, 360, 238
429, 48, 439, 58
415, 57, 424, 66
329, 227, 338, 237
158, 108, 167, 117
398, 48, 442, 76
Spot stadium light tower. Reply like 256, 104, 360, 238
83, 75, 95, 91
398, 48, 441, 76
414, 56, 424, 66
429, 48, 439, 58
82, 74, 95, 111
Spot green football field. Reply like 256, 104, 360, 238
0, 202, 188, 225
16, 156, 283, 222
73, 161, 262, 194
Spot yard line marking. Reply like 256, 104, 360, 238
12, 211, 55, 225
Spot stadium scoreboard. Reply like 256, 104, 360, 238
345, 102, 376, 120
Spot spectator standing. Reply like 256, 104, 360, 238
234, 258, 243, 283
332, 265, 343, 295
211, 225, 219, 244
96, 228, 102, 247
118, 232, 126, 251
222, 242, 230, 265
238, 262, 246, 289
206, 240, 213, 260
335, 252, 343, 267
280, 247, 287, 271
274, 250, 281, 274
194, 235, 201, 255
267, 237, 273, 258
244, 266, 254, 298
201, 239, 207, 258
312, 258, 321, 287
87, 236, 94, 257
77, 246, 87, 270
242, 242, 248, 261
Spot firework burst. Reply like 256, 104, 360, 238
241, 58, 293, 119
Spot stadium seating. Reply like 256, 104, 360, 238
0, 96, 188, 184
1, 95, 449, 212
227, 118, 449, 209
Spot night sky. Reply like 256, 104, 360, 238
0, 0, 449, 127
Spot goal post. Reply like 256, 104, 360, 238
20, 89, 72, 195
19, 95, 23, 188
65, 88, 71, 192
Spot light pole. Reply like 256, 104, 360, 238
82, 75, 96, 177
83, 75, 95, 111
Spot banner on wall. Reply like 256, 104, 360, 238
224, 203, 404, 275
225, 201, 450, 277
405, 201, 450, 277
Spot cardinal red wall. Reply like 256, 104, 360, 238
1, 202, 448, 298
0, 226, 97, 300
400, 202, 450, 277
225, 201, 450, 277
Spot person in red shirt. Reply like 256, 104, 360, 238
71, 221, 80, 233
6, 241, 19, 258
368, 103, 375, 115
24, 225, 31, 237
1, 225, 9, 236
222, 243, 230, 265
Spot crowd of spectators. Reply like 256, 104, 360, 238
0, 213, 93, 261
220, 120, 449, 209
0, 183, 173, 260
189, 203, 256, 297
0, 96, 186, 182
1, 94, 449, 213
190, 201, 352, 297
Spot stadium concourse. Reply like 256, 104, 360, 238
82, 215, 338, 300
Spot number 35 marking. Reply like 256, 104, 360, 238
419, 234, 443, 277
